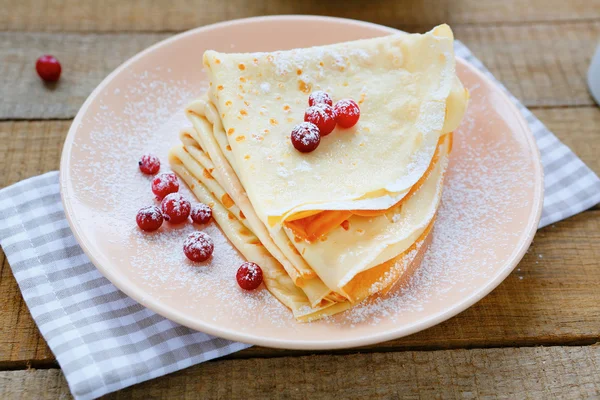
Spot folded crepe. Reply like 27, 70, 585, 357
169, 24, 468, 320
169, 142, 350, 321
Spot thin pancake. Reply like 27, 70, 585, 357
202, 24, 467, 230
285, 133, 452, 241
179, 122, 331, 307
183, 102, 337, 304
170, 144, 437, 319
169, 145, 349, 320
284, 133, 452, 295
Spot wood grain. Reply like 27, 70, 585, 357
0, 33, 168, 120
0, 121, 70, 189
0, 121, 71, 366
1, 345, 599, 399
455, 22, 599, 108
532, 107, 600, 176
0, 0, 599, 33
0, 369, 70, 399
1, 22, 598, 119
0, 252, 54, 367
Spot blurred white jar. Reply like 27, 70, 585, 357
589, 44, 600, 105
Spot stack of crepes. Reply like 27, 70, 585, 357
169, 24, 469, 321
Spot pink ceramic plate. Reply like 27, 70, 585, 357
60, 16, 543, 349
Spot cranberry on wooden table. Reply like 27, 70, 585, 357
35, 55, 62, 82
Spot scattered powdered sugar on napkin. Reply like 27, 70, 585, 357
0, 41, 599, 400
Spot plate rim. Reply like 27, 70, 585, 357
60, 15, 544, 350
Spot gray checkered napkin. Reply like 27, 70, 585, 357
1, 42, 599, 400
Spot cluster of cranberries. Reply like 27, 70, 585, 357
135, 155, 263, 290
291, 91, 360, 153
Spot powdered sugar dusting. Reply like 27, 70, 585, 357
70, 68, 297, 329
183, 231, 214, 262
68, 63, 538, 336
260, 82, 271, 94
336, 90, 535, 326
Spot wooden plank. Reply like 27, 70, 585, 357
0, 0, 599, 32
0, 121, 68, 366
0, 369, 70, 399
0, 121, 70, 189
0, 115, 599, 364
2, 345, 599, 399
0, 33, 169, 119
453, 22, 599, 108
0, 252, 54, 367
1, 22, 598, 119
532, 107, 600, 177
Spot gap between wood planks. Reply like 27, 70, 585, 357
3, 16, 600, 36
2, 337, 600, 372
2, 345, 600, 400
1, 0, 600, 33
1, 20, 599, 119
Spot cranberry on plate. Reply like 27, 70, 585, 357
308, 90, 333, 107
152, 172, 179, 200
161, 193, 191, 224
183, 231, 214, 262
139, 154, 160, 175
304, 104, 336, 135
136, 205, 163, 232
236, 262, 264, 290
191, 203, 212, 224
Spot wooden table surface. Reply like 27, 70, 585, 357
1, 1, 600, 398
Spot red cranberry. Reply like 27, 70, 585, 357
161, 193, 191, 224
334, 99, 360, 128
152, 172, 179, 200
183, 231, 214, 262
139, 154, 160, 175
191, 203, 212, 224
136, 206, 163, 232
236, 262, 263, 290
308, 91, 333, 107
36, 55, 62, 82
291, 122, 321, 153
304, 104, 336, 136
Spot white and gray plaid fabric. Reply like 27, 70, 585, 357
0, 43, 598, 400
0, 175, 250, 400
